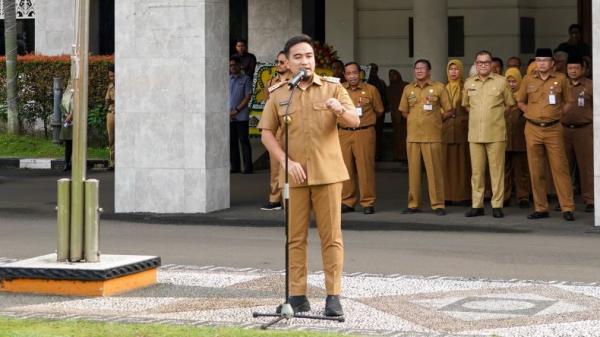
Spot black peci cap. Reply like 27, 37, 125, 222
535, 48, 553, 58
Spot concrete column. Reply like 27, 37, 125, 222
325, 0, 355, 62
413, 0, 448, 82
593, 0, 600, 226
115, 0, 229, 213
248, 0, 302, 63
34, 0, 75, 55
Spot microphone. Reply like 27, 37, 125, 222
288, 68, 307, 88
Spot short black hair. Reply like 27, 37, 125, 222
492, 57, 504, 69
235, 38, 247, 45
283, 35, 314, 57
507, 56, 521, 65
414, 59, 431, 70
344, 62, 361, 73
569, 24, 582, 33
276, 50, 285, 57
475, 50, 493, 60
229, 55, 241, 64
108, 64, 115, 73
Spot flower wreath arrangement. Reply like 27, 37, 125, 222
313, 41, 338, 68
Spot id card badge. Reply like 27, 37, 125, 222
578, 96, 585, 107
424, 104, 433, 111
548, 94, 556, 105
355, 107, 363, 117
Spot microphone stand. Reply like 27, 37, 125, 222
252, 79, 345, 329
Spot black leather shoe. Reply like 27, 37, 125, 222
527, 211, 549, 219
324, 295, 344, 317
276, 296, 310, 314
434, 208, 446, 216
465, 208, 484, 217
363, 206, 375, 214
518, 200, 530, 209
585, 204, 594, 213
563, 211, 575, 221
492, 208, 504, 218
341, 204, 355, 213
402, 207, 421, 214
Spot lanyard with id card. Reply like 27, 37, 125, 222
424, 89, 435, 111
548, 83, 558, 105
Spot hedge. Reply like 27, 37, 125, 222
0, 54, 114, 145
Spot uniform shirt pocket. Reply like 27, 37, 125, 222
526, 85, 540, 103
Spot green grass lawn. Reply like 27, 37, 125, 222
0, 317, 353, 337
0, 133, 108, 159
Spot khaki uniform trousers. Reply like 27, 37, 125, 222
564, 124, 594, 205
289, 182, 344, 296
442, 143, 471, 202
470, 142, 506, 208
268, 155, 282, 203
407, 142, 445, 209
504, 151, 531, 202
524, 123, 574, 212
339, 127, 376, 208
106, 112, 115, 167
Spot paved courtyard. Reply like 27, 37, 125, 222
1, 257, 600, 337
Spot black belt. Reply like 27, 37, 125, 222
561, 122, 592, 129
338, 125, 374, 131
526, 119, 560, 127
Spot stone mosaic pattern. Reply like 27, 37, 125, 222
1, 259, 600, 336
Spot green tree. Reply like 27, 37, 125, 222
3, 0, 19, 134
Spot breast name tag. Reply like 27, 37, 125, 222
578, 97, 585, 107
355, 107, 363, 117
423, 104, 433, 111
548, 94, 556, 105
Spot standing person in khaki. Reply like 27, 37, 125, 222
516, 48, 575, 221
462, 51, 515, 218
442, 59, 471, 206
562, 55, 594, 213
504, 67, 531, 208
259, 35, 359, 316
261, 51, 291, 211
105, 64, 115, 170
399, 59, 453, 216
340, 62, 384, 214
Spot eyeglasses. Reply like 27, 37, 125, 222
475, 61, 491, 66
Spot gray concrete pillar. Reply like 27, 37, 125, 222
34, 0, 75, 55
413, 0, 448, 82
248, 0, 302, 63
325, 0, 356, 63
114, 0, 230, 213
593, 0, 600, 226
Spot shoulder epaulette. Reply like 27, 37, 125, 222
321, 76, 341, 84
268, 80, 288, 93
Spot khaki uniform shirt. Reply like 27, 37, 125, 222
399, 80, 452, 143
265, 71, 292, 101
516, 71, 573, 121
105, 82, 115, 114
442, 86, 468, 144
343, 81, 384, 126
462, 73, 515, 143
562, 77, 593, 125
258, 74, 354, 187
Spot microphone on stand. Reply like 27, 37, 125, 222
288, 68, 307, 88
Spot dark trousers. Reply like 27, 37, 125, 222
230, 121, 253, 172
64, 140, 72, 165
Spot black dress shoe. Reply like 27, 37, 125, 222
341, 204, 355, 213
324, 295, 344, 317
563, 211, 575, 221
363, 206, 375, 214
465, 208, 484, 217
434, 208, 446, 216
402, 207, 421, 214
585, 204, 594, 213
518, 200, 530, 209
492, 208, 504, 218
276, 295, 310, 314
527, 211, 549, 219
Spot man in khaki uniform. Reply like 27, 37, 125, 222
340, 62, 384, 214
261, 51, 291, 211
516, 48, 575, 221
259, 35, 359, 316
105, 65, 115, 170
562, 55, 594, 212
399, 59, 453, 216
462, 51, 515, 218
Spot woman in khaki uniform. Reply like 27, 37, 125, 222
442, 59, 470, 205
504, 68, 531, 208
